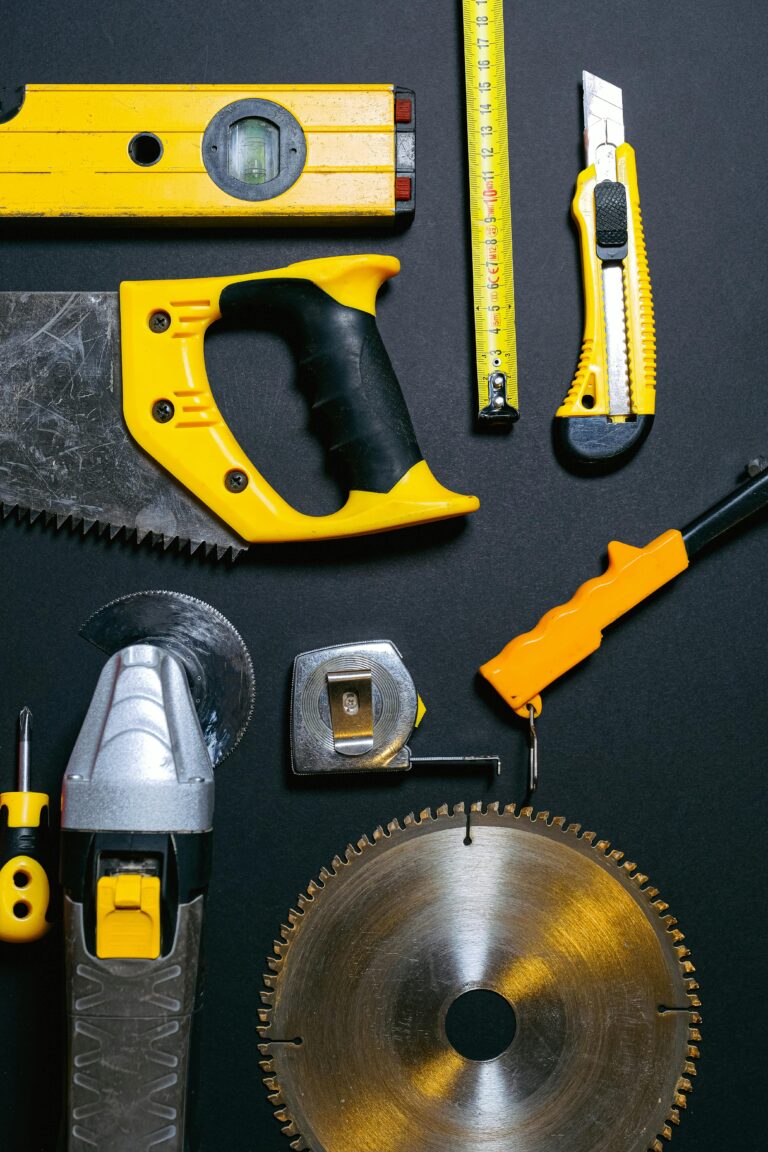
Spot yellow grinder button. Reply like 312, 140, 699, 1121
96, 873, 161, 960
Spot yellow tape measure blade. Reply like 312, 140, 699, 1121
463, 0, 518, 423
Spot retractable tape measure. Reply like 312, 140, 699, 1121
0, 84, 415, 223
462, 0, 518, 423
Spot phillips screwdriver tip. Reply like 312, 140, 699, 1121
17, 706, 31, 792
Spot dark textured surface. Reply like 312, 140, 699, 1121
0, 1, 765, 1149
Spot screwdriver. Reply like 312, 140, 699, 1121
0, 708, 51, 942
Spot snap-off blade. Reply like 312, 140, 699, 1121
80, 590, 255, 764
0, 292, 245, 558
259, 803, 700, 1152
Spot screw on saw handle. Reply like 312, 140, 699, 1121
479, 529, 690, 716
120, 254, 479, 544
555, 143, 656, 472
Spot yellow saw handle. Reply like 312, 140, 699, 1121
121, 254, 479, 543
479, 529, 689, 716
556, 143, 656, 468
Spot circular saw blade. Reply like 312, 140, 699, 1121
80, 589, 255, 765
259, 803, 700, 1152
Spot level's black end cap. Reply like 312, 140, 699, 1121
0, 85, 25, 124
554, 414, 654, 474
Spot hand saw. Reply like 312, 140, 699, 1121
0, 254, 479, 558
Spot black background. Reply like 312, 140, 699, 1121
0, 1, 766, 1149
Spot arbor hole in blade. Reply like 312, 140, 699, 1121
445, 989, 516, 1061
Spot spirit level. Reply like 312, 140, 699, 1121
0, 84, 415, 223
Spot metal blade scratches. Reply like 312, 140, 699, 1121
0, 292, 244, 557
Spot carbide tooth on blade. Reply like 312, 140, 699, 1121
535, 810, 550, 823
419, 807, 432, 822
436, 803, 449, 817
452, 801, 465, 816
470, 800, 483, 813
520, 805, 534, 819
403, 812, 417, 827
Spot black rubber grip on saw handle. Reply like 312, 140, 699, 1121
219, 279, 423, 493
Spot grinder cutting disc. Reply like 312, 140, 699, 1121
259, 803, 700, 1152
80, 589, 255, 764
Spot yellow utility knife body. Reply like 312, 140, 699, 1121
556, 72, 655, 471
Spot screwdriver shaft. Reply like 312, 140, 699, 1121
17, 706, 31, 792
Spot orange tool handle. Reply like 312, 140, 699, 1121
479, 529, 690, 716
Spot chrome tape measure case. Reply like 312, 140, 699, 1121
0, 84, 415, 223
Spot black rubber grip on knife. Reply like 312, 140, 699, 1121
219, 279, 422, 493
595, 179, 628, 260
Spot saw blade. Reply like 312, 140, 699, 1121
80, 590, 255, 764
259, 803, 699, 1152
0, 291, 245, 558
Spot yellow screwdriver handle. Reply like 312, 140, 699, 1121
479, 529, 690, 716
0, 791, 51, 943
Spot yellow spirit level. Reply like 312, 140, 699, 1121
0, 84, 415, 223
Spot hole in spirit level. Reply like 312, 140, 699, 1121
128, 132, 163, 167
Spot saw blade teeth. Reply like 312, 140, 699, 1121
263, 807, 701, 1152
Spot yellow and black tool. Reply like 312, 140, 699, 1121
462, 0, 519, 423
0, 83, 415, 223
0, 254, 478, 557
555, 72, 655, 470
0, 708, 51, 943
480, 460, 768, 722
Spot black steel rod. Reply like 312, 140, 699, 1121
682, 465, 768, 558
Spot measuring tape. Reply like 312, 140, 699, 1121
463, 0, 518, 423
